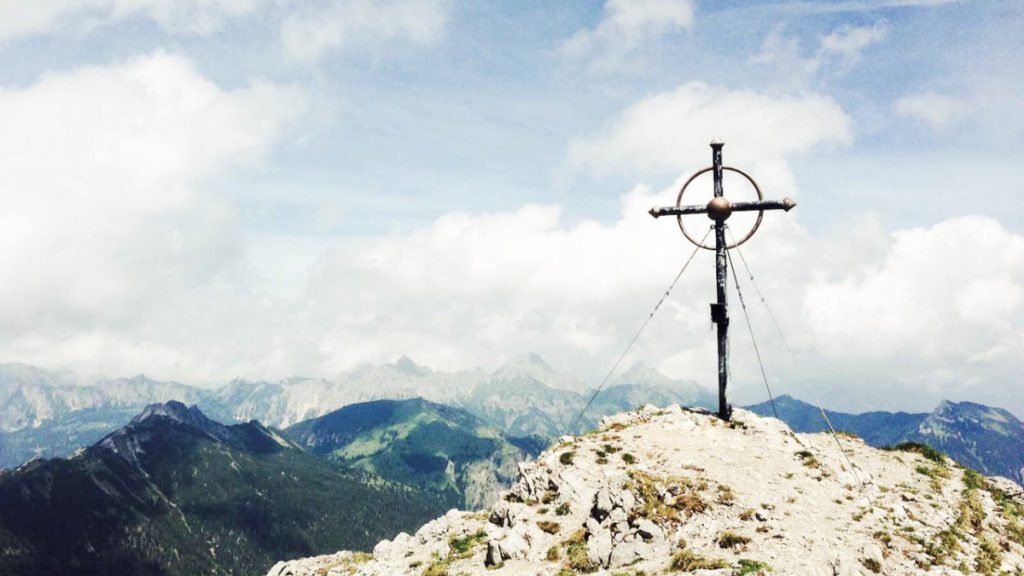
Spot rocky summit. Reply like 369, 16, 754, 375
267, 405, 1024, 576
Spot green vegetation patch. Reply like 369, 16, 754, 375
916, 464, 950, 491
883, 442, 946, 465
737, 559, 772, 575
975, 536, 1002, 575
428, 529, 488, 576
627, 470, 707, 521
923, 529, 960, 566
794, 450, 819, 468
667, 550, 729, 571
956, 487, 986, 534
536, 520, 561, 535
716, 484, 736, 505
716, 531, 751, 549
962, 468, 985, 491
449, 529, 487, 559
562, 529, 596, 573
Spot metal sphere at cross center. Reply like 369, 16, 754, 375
706, 197, 732, 221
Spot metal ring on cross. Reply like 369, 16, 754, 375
676, 166, 764, 250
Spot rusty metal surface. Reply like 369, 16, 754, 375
711, 142, 731, 421
706, 197, 733, 220
654, 165, 765, 250
647, 140, 797, 422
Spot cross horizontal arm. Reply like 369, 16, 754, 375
648, 204, 708, 218
732, 198, 797, 213
648, 197, 795, 219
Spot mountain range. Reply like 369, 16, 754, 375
2, 363, 1024, 575
2, 360, 1023, 488
747, 394, 1024, 484
0, 357, 714, 469
0, 401, 443, 576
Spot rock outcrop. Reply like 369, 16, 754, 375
267, 405, 1024, 576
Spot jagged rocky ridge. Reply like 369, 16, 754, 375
0, 401, 444, 576
267, 405, 1024, 576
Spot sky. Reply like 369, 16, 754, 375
0, 0, 1021, 415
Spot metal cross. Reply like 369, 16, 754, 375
648, 139, 795, 421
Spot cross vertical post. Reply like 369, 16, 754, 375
647, 139, 796, 421
710, 141, 731, 421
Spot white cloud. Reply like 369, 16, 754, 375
2, 56, 1020, 415
894, 91, 966, 128
804, 216, 1024, 358
799, 216, 1024, 410
749, 27, 820, 80
819, 20, 888, 68
0, 0, 262, 41
566, 82, 853, 189
561, 0, 694, 72
0, 51, 309, 380
292, 188, 1024, 414
752, 21, 888, 84
280, 0, 451, 63
0, 2, 1018, 419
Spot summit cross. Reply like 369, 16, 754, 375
648, 140, 796, 421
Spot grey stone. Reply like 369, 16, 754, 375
608, 538, 646, 567
633, 518, 663, 543
486, 531, 529, 566
861, 543, 884, 569
488, 503, 517, 528
609, 507, 627, 524
586, 527, 613, 568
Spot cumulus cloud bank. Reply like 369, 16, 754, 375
0, 51, 309, 381
0, 0, 263, 40
280, 0, 451, 63
562, 0, 694, 71
0, 0, 1019, 419
566, 82, 853, 195
294, 186, 1024, 414
2, 53, 1018, 416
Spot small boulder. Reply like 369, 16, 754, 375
586, 527, 613, 568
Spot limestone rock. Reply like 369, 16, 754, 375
266, 406, 1024, 576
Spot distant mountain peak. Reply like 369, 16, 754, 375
393, 356, 429, 376
924, 399, 1022, 439
101, 401, 289, 468
614, 361, 664, 383
612, 362, 705, 395
492, 354, 587, 393
0, 362, 74, 388
133, 400, 213, 428
525, 352, 550, 369
497, 353, 554, 373
127, 401, 246, 448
